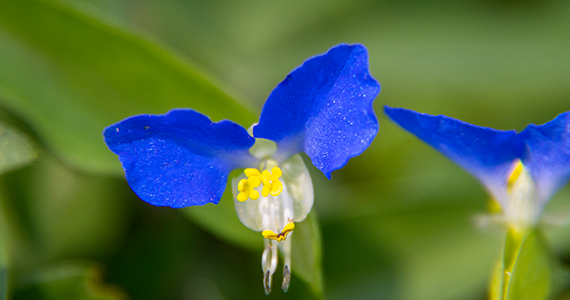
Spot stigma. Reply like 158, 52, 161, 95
262, 219, 295, 242
237, 166, 283, 202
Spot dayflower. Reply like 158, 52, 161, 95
384, 106, 570, 234
104, 44, 380, 294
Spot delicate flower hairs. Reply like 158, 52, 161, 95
384, 106, 570, 234
104, 44, 380, 294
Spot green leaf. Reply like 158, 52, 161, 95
490, 229, 554, 300
0, 206, 8, 300
489, 260, 503, 300
0, 267, 5, 300
0, 151, 131, 272
0, 0, 255, 175
182, 190, 262, 251
22, 154, 130, 263
291, 211, 324, 299
14, 261, 127, 300
0, 122, 36, 175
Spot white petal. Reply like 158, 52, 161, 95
280, 154, 314, 223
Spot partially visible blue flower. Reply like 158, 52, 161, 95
384, 106, 570, 233
104, 44, 380, 294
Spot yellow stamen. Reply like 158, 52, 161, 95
486, 197, 502, 214
237, 166, 284, 201
237, 170, 262, 202
507, 160, 524, 194
262, 219, 295, 242
261, 167, 283, 197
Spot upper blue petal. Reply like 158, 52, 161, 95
253, 44, 380, 179
384, 106, 526, 204
103, 109, 256, 208
521, 112, 570, 202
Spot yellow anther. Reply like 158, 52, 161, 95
507, 160, 524, 194
237, 175, 261, 202
260, 167, 283, 197
244, 168, 262, 178
262, 219, 295, 242
237, 166, 284, 201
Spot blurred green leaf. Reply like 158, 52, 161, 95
324, 202, 502, 300
182, 197, 261, 250
291, 211, 324, 299
0, 208, 8, 300
23, 154, 130, 263
0, 268, 5, 300
0, 122, 36, 175
490, 229, 553, 300
0, 152, 131, 272
0, 0, 255, 175
182, 170, 261, 251
14, 261, 127, 300
489, 260, 503, 300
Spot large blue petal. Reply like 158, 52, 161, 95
103, 109, 256, 208
521, 112, 570, 202
253, 44, 380, 179
384, 106, 526, 205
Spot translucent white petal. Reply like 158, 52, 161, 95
246, 125, 277, 159
231, 154, 314, 231
505, 164, 540, 232
232, 177, 292, 232
280, 154, 314, 223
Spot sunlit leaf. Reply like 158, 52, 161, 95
491, 229, 556, 300
0, 0, 255, 175
13, 261, 127, 300
291, 211, 324, 299
489, 260, 503, 300
0, 122, 36, 175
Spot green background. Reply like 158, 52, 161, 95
1, 0, 569, 299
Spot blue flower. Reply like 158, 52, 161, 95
384, 106, 570, 233
104, 44, 380, 294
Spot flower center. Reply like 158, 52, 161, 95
504, 159, 538, 233
231, 154, 314, 295
237, 166, 283, 202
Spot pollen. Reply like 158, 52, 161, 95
507, 159, 524, 194
237, 166, 283, 201
262, 219, 295, 242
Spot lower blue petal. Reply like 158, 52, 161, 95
384, 106, 525, 201
103, 109, 256, 208
521, 112, 570, 202
254, 44, 380, 178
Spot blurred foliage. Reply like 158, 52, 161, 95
0, 122, 35, 175
12, 261, 127, 300
1, 0, 570, 299
0, 0, 255, 175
